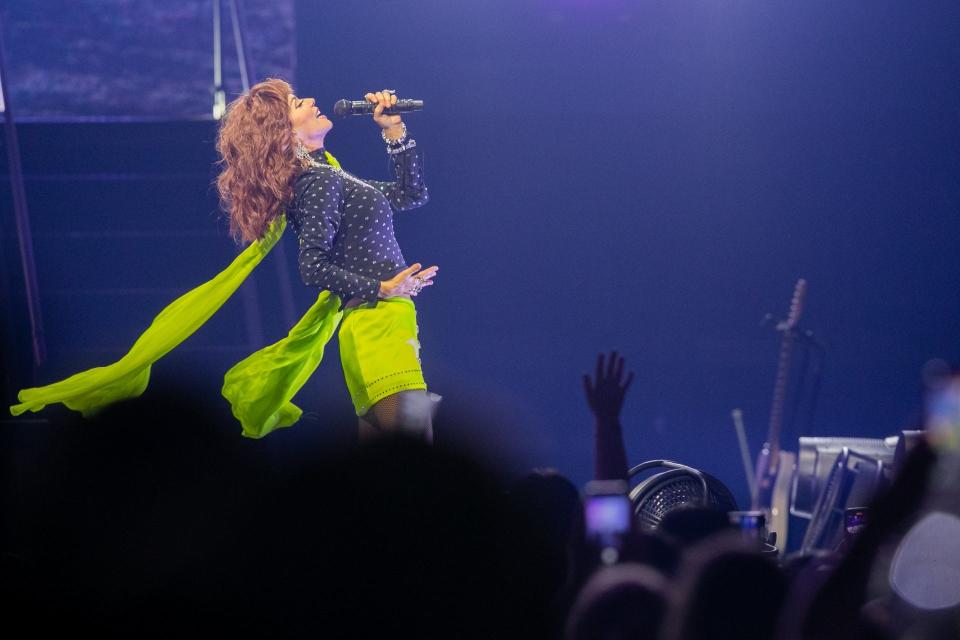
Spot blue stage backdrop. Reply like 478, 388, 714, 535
2, 1, 958, 505
1, 0, 293, 120
292, 0, 960, 496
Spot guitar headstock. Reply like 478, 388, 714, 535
784, 278, 807, 331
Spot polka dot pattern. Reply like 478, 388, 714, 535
288, 143, 429, 305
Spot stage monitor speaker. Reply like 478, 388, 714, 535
790, 436, 898, 520
628, 460, 739, 530
799, 444, 896, 554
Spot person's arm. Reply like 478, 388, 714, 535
363, 90, 429, 212
295, 171, 439, 303
366, 141, 429, 212
295, 171, 381, 305
583, 351, 635, 482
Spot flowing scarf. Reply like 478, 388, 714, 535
9, 152, 345, 439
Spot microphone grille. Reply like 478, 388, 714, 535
332, 99, 351, 117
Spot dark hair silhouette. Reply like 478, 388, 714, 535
565, 563, 667, 640
658, 506, 735, 548
663, 532, 787, 640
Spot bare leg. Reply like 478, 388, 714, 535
357, 389, 440, 444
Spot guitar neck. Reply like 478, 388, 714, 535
765, 331, 796, 460
757, 279, 807, 483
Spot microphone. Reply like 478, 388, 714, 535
333, 98, 424, 117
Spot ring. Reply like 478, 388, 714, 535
384, 89, 396, 95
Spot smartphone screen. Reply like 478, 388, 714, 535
585, 494, 632, 543
844, 507, 868, 538
927, 375, 960, 453
729, 510, 766, 541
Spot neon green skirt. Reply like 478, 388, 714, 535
338, 297, 427, 416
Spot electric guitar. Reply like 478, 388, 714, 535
752, 279, 807, 553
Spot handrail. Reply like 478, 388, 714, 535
0, 15, 46, 369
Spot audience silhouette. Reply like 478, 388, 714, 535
2, 358, 957, 639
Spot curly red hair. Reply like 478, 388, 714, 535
216, 78, 308, 243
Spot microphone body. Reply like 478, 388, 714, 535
333, 98, 424, 117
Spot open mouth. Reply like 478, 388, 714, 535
314, 108, 324, 119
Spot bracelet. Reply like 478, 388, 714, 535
381, 121, 408, 146
386, 138, 417, 155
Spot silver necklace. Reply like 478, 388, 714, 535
306, 156, 372, 189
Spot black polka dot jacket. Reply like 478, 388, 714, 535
288, 142, 429, 306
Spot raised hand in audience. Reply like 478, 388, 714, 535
583, 351, 635, 481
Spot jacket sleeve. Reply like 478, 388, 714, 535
365, 139, 429, 212
294, 170, 381, 305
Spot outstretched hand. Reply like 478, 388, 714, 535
583, 351, 634, 422
380, 263, 438, 299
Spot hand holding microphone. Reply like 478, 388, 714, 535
365, 90, 403, 135
332, 90, 423, 142
333, 92, 424, 119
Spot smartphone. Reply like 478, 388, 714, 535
926, 374, 960, 453
583, 480, 632, 563
844, 507, 868, 539
925, 371, 960, 506
729, 510, 766, 541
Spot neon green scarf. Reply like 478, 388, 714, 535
9, 152, 344, 439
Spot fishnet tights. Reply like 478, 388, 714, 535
358, 390, 434, 443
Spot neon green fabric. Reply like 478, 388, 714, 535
338, 297, 426, 416
10, 151, 346, 438
222, 290, 342, 438
9, 219, 285, 418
